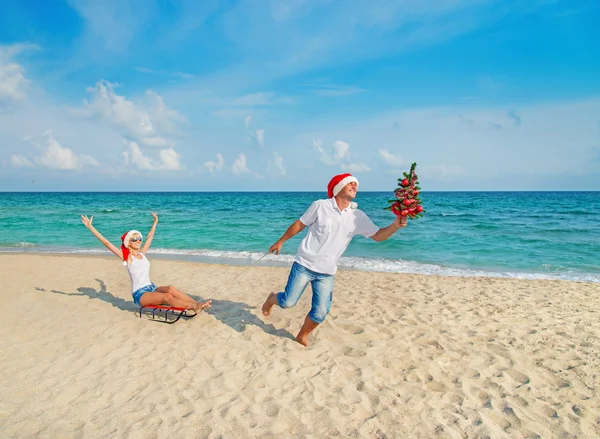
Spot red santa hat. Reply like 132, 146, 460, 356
327, 173, 359, 198
120, 230, 143, 266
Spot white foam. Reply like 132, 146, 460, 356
0, 242, 37, 248
3, 246, 598, 283
147, 248, 600, 283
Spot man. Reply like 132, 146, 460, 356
262, 173, 408, 346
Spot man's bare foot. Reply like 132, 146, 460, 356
295, 316, 318, 347
194, 300, 211, 311
262, 292, 277, 317
295, 334, 309, 347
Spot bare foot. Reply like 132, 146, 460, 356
194, 300, 211, 311
262, 292, 277, 317
295, 334, 309, 347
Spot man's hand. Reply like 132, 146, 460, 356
269, 240, 283, 255
394, 215, 408, 229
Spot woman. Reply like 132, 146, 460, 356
81, 212, 211, 311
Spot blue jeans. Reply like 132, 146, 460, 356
277, 262, 334, 324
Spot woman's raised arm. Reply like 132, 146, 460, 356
81, 215, 123, 260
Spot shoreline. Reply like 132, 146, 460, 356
2, 249, 598, 284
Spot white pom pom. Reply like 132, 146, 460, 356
122, 260, 127, 266
350, 202, 358, 209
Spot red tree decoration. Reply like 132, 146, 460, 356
385, 162, 425, 219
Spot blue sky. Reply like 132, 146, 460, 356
0, 0, 599, 191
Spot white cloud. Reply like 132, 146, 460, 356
9, 155, 34, 168
83, 80, 153, 137
332, 140, 349, 161
140, 136, 174, 148
313, 138, 351, 165
268, 152, 286, 176
200, 153, 225, 173
378, 149, 403, 167
341, 162, 372, 173
158, 148, 182, 171
0, 44, 38, 102
144, 90, 187, 134
81, 80, 184, 148
10, 131, 100, 171
313, 138, 323, 151
0, 63, 29, 102
123, 141, 182, 171
256, 129, 264, 147
232, 153, 250, 175
244, 115, 252, 127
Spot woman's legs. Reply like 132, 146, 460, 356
156, 285, 195, 303
138, 291, 195, 309
155, 285, 211, 311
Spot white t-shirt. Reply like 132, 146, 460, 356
294, 198, 380, 275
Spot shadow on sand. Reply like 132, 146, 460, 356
40, 279, 137, 313
40, 279, 294, 340
204, 298, 295, 341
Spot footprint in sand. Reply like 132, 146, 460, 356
571, 404, 585, 417
467, 368, 480, 379
426, 381, 447, 392
550, 377, 571, 389
415, 339, 444, 350
342, 347, 366, 358
448, 394, 463, 405
475, 389, 492, 408
521, 429, 541, 439
487, 412, 511, 430
541, 405, 558, 418
265, 403, 280, 418
341, 324, 365, 335
404, 373, 421, 383
508, 395, 529, 408
506, 369, 530, 386
488, 343, 511, 359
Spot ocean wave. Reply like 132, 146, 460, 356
440, 213, 478, 217
102, 209, 120, 213
0, 242, 37, 248
41, 247, 600, 283
554, 210, 596, 216
2, 246, 598, 283
471, 224, 501, 230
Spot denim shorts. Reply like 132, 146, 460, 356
132, 283, 158, 306
277, 262, 334, 324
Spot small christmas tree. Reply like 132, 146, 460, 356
385, 162, 425, 219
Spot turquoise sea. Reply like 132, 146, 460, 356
1, 192, 598, 282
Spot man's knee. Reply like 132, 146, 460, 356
277, 292, 299, 309
308, 306, 329, 324
167, 285, 176, 294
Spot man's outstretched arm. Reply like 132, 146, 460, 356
370, 216, 407, 242
269, 220, 307, 254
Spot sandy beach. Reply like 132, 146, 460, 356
0, 253, 598, 438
